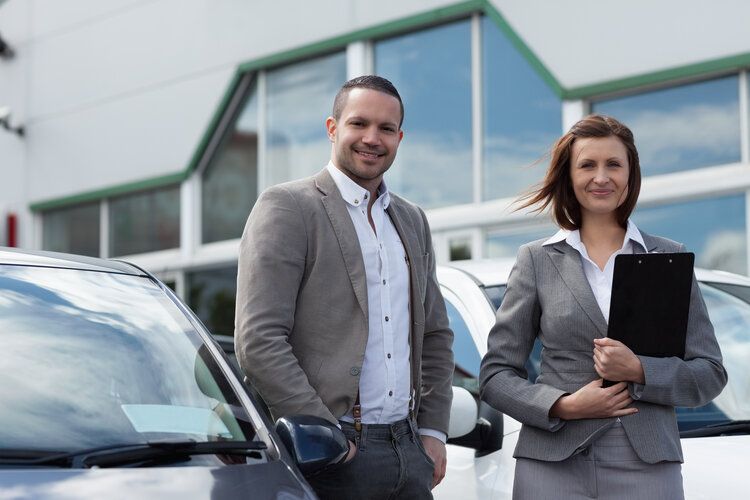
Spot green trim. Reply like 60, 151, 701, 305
184, 71, 245, 175
565, 51, 750, 100
30, 172, 185, 212
482, 1, 564, 97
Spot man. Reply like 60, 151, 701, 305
235, 75, 454, 499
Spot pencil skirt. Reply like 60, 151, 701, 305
512, 422, 684, 500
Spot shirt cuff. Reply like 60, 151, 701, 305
628, 382, 645, 400
418, 427, 447, 444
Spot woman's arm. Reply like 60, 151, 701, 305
479, 245, 568, 431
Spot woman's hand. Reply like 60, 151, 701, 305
593, 337, 645, 384
549, 380, 638, 420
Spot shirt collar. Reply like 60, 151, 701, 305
542, 220, 647, 252
326, 162, 390, 209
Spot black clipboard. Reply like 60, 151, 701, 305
602, 252, 694, 387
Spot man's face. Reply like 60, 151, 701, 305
326, 88, 403, 191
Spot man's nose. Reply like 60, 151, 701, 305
362, 127, 381, 145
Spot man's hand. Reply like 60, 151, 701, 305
342, 439, 357, 463
420, 435, 446, 489
593, 338, 645, 384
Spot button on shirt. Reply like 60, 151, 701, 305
327, 163, 412, 425
542, 220, 647, 322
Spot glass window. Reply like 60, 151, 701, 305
375, 21, 473, 209
633, 194, 747, 275
109, 186, 180, 257
449, 237, 473, 261
485, 223, 556, 259
592, 76, 741, 176
482, 17, 561, 200
202, 82, 259, 244
265, 52, 347, 187
187, 266, 237, 337
42, 202, 100, 257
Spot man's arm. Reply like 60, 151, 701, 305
415, 208, 454, 436
234, 186, 336, 424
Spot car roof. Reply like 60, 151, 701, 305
0, 246, 146, 275
443, 258, 750, 288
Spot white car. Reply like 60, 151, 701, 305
436, 259, 750, 500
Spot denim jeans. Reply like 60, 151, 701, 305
306, 419, 435, 500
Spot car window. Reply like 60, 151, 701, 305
0, 266, 258, 453
686, 282, 750, 427
444, 298, 481, 396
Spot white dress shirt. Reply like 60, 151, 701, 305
542, 220, 647, 322
327, 163, 444, 442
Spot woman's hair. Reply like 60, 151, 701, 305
517, 114, 641, 230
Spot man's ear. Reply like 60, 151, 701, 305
325, 116, 337, 142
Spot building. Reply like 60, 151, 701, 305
1, 0, 749, 335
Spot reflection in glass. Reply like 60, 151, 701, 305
0, 266, 254, 452
445, 299, 480, 395
633, 194, 746, 275
375, 21, 472, 208
265, 52, 346, 187
682, 283, 750, 424
109, 186, 180, 256
202, 83, 259, 243
187, 266, 237, 336
42, 202, 100, 257
485, 223, 556, 259
592, 76, 741, 175
482, 16, 561, 200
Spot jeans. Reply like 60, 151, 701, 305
306, 419, 435, 500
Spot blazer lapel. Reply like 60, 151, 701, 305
315, 169, 368, 319
545, 242, 609, 337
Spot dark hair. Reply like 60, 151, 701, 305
332, 75, 404, 127
517, 114, 641, 230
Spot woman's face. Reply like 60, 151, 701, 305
569, 135, 630, 223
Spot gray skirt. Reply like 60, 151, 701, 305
513, 421, 684, 500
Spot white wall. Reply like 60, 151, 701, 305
1, 0, 458, 205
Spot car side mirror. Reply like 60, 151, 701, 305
275, 415, 348, 475
449, 386, 479, 438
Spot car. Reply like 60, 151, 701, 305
0, 247, 348, 499
436, 258, 750, 500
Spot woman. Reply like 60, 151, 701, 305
478, 114, 727, 500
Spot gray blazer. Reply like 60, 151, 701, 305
479, 232, 727, 463
234, 168, 454, 435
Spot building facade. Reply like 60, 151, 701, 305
2, 0, 750, 335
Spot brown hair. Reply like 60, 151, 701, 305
332, 75, 404, 127
517, 114, 641, 230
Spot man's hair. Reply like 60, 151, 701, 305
517, 114, 642, 230
332, 75, 404, 127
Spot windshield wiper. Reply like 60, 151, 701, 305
0, 440, 267, 468
680, 420, 750, 438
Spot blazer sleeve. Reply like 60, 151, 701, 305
234, 186, 336, 424
415, 208, 455, 436
479, 244, 567, 431
630, 245, 728, 407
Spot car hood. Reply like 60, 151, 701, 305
0, 461, 313, 499
682, 434, 750, 498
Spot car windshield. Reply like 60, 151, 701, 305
0, 265, 256, 453
483, 281, 750, 431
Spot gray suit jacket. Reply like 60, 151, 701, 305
479, 231, 727, 463
234, 168, 454, 435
